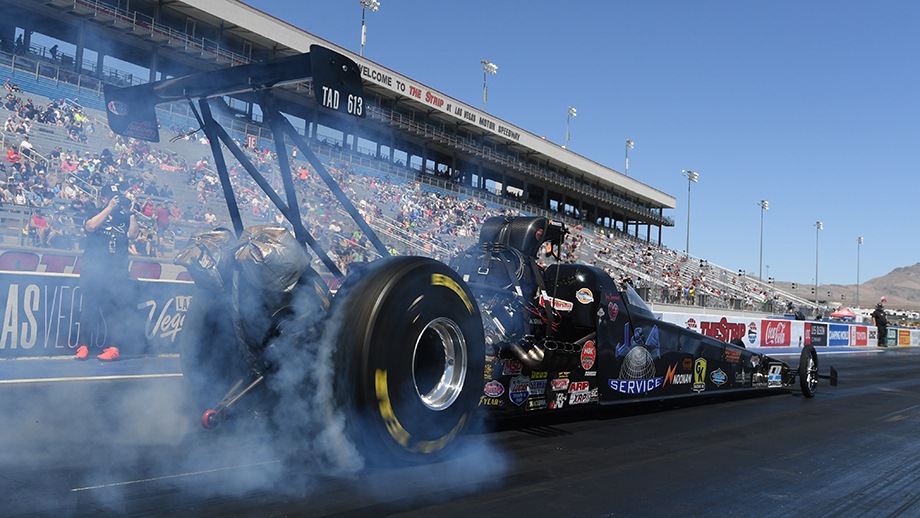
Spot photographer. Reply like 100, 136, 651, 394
74, 184, 138, 361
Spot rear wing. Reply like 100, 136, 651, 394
104, 45, 364, 142
102, 46, 381, 281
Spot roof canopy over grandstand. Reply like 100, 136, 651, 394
6, 0, 675, 244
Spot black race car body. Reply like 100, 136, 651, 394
451, 216, 812, 415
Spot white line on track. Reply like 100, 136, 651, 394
766, 349, 886, 357
0, 373, 182, 384
70, 460, 281, 492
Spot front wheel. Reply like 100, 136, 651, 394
329, 256, 485, 465
799, 344, 819, 398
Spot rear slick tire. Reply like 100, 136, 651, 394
330, 256, 485, 465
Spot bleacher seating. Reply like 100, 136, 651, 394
0, 45, 817, 316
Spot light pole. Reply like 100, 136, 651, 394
815, 221, 823, 307
359, 0, 380, 57
625, 139, 634, 176
857, 236, 864, 307
481, 60, 498, 110
564, 106, 576, 148
682, 170, 699, 256
758, 199, 769, 280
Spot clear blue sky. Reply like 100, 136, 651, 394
245, 0, 919, 287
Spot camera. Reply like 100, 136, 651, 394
117, 194, 133, 212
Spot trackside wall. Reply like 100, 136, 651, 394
657, 312, 916, 348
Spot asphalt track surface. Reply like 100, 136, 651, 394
2, 347, 919, 517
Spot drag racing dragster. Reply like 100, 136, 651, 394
103, 46, 836, 465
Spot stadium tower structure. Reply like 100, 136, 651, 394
4, 0, 675, 243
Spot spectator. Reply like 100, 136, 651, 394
19, 136, 33, 158
28, 208, 58, 245
74, 184, 138, 361
872, 303, 889, 347
154, 202, 170, 233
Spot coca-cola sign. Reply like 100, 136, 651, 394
761, 320, 791, 346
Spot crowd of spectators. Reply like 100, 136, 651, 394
0, 74, 804, 314
0, 78, 199, 255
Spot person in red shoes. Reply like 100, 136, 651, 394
74, 183, 138, 361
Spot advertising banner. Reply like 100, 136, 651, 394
0, 272, 193, 358
806, 322, 828, 346
761, 319, 792, 347
850, 326, 868, 346
828, 324, 850, 346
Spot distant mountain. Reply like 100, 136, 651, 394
775, 263, 920, 311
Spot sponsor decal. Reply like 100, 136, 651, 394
509, 375, 530, 406
502, 359, 523, 376
551, 378, 571, 391
484, 380, 505, 398
107, 100, 129, 116
608, 376, 664, 394
531, 370, 548, 379
750, 354, 760, 367
710, 368, 727, 387
479, 396, 504, 407
567, 381, 593, 405
585, 370, 597, 377
762, 320, 791, 346
528, 379, 547, 394
693, 358, 707, 393
683, 357, 693, 370
581, 340, 597, 370
747, 322, 758, 345
664, 364, 693, 386
576, 288, 595, 304
526, 398, 547, 411
483, 361, 494, 380
828, 324, 849, 346
569, 386, 597, 406
724, 348, 741, 363
557, 371, 571, 378
686, 318, 697, 331
540, 291, 574, 312
125, 121, 158, 141
734, 370, 752, 386
550, 392, 566, 409
608, 302, 619, 321
767, 364, 783, 388
568, 381, 590, 393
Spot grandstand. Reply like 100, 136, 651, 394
0, 0, 824, 318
